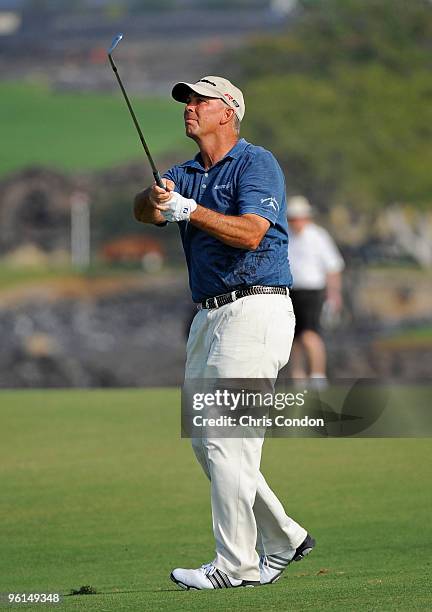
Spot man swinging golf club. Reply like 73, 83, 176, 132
134, 75, 315, 589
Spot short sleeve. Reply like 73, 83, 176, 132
236, 150, 285, 225
318, 229, 345, 273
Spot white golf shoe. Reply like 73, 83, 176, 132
170, 562, 259, 590
260, 534, 316, 585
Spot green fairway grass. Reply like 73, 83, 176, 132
0, 82, 192, 177
0, 390, 431, 610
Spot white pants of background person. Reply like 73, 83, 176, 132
185, 293, 307, 582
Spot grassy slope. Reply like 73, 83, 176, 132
0, 82, 191, 176
0, 390, 431, 611
0, 264, 146, 291
377, 325, 432, 349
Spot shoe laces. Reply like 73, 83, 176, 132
259, 555, 270, 569
200, 562, 217, 576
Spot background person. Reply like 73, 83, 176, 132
134, 76, 315, 590
287, 196, 345, 383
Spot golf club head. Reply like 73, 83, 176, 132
108, 33, 123, 55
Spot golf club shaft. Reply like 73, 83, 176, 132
108, 55, 165, 189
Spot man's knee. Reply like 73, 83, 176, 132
300, 329, 323, 347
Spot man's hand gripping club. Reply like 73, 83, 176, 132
151, 179, 197, 223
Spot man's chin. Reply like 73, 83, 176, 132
185, 127, 199, 141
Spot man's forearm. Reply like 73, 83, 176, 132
326, 272, 342, 296
134, 188, 166, 225
139, 182, 270, 248
190, 206, 269, 251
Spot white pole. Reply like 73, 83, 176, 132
70, 191, 90, 267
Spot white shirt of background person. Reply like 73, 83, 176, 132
288, 195, 344, 310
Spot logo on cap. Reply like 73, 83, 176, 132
199, 79, 217, 87
224, 93, 240, 107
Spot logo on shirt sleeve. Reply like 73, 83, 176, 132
260, 197, 279, 212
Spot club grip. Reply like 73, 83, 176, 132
153, 171, 166, 190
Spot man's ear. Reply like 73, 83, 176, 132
220, 107, 235, 126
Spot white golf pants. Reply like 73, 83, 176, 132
185, 293, 307, 581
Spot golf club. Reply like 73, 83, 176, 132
107, 33, 165, 189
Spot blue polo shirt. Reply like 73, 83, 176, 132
164, 138, 292, 302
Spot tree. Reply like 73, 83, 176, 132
231, 0, 432, 210
236, 0, 432, 79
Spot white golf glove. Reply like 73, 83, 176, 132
161, 191, 197, 222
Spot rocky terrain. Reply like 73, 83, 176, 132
0, 274, 192, 388
0, 271, 430, 388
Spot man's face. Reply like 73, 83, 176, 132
289, 217, 310, 234
184, 93, 228, 140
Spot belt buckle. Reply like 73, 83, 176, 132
212, 296, 219, 309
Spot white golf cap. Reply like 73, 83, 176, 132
172, 76, 245, 121
287, 195, 313, 219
